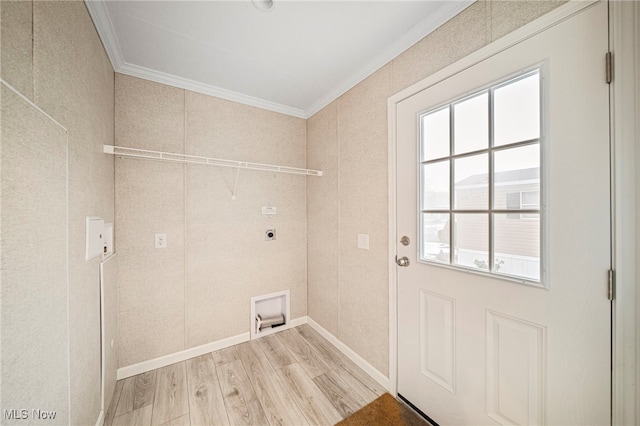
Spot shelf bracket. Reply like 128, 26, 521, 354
231, 168, 241, 200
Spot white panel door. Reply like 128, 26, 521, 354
396, 3, 610, 425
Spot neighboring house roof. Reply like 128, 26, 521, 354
456, 167, 539, 186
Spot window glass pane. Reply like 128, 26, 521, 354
493, 213, 540, 281
453, 213, 488, 270
422, 161, 450, 210
454, 92, 488, 154
421, 213, 450, 264
418, 68, 544, 284
421, 107, 450, 161
521, 190, 539, 207
454, 153, 488, 210
494, 73, 540, 146
493, 144, 540, 209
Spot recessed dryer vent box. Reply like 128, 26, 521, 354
251, 290, 290, 340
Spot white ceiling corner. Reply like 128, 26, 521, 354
85, 0, 473, 119
85, 0, 124, 70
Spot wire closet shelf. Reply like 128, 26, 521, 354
103, 145, 323, 177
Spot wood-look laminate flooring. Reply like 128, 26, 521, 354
104, 325, 385, 426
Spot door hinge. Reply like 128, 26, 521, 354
606, 51, 613, 84
608, 269, 615, 301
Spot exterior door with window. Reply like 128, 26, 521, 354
396, 2, 610, 424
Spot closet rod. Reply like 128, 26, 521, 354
104, 145, 323, 177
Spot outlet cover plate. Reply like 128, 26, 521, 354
155, 233, 167, 248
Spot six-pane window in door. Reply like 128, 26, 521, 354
419, 69, 542, 283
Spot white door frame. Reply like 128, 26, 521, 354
387, 0, 638, 422
610, 1, 639, 424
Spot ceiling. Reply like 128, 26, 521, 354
86, 1, 472, 118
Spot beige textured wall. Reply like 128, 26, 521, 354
1, 1, 114, 425
116, 74, 308, 367
1, 85, 69, 425
307, 0, 565, 377
0, 3, 567, 417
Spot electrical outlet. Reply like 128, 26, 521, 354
155, 233, 167, 248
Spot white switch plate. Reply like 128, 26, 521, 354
357, 233, 369, 250
262, 206, 276, 216
155, 233, 167, 249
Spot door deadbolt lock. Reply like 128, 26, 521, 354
396, 256, 410, 267
400, 236, 410, 246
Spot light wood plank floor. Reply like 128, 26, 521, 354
104, 325, 385, 426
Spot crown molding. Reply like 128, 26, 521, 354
85, 0, 306, 118
117, 62, 307, 118
303, 0, 474, 118
86, 0, 471, 120
85, 0, 124, 70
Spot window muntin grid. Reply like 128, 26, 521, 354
419, 70, 542, 283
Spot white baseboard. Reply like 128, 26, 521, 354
116, 316, 308, 380
116, 315, 389, 392
288, 316, 308, 328
307, 317, 390, 391
117, 332, 250, 379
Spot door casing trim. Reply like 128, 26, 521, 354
610, 1, 639, 424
